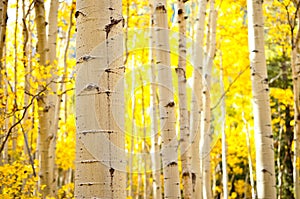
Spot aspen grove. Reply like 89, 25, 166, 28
0, 0, 299, 198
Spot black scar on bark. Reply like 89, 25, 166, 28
156, 4, 167, 13
104, 17, 124, 39
165, 101, 175, 107
168, 162, 178, 166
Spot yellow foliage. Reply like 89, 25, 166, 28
0, 161, 39, 198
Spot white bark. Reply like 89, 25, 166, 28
149, 8, 162, 198
177, 0, 192, 198
34, 0, 50, 196
190, 1, 207, 198
220, 53, 228, 199
154, 1, 181, 198
47, 0, 59, 196
247, 0, 276, 198
75, 0, 126, 198
200, 1, 216, 198
242, 112, 256, 199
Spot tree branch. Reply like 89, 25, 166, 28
211, 65, 249, 111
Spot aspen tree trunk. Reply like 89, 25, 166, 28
149, 6, 162, 197
47, 0, 59, 196
242, 112, 256, 199
200, 1, 216, 198
0, 0, 7, 89
22, 0, 30, 159
154, 1, 181, 198
190, 1, 207, 198
12, 0, 19, 153
150, 66, 162, 199
292, 3, 300, 198
34, 0, 51, 196
177, 0, 192, 198
50, 0, 74, 192
75, 0, 126, 198
247, 0, 276, 198
219, 53, 228, 199
0, 0, 8, 152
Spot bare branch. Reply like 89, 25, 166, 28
211, 65, 250, 111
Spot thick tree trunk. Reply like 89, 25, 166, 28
154, 1, 181, 198
75, 0, 126, 198
177, 0, 192, 198
247, 0, 276, 198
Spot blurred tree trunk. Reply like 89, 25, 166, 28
219, 52, 228, 199
0, 0, 8, 163
247, 0, 276, 198
47, 0, 59, 196
75, 0, 126, 197
34, 0, 51, 196
0, 0, 7, 93
190, 1, 207, 198
292, 1, 300, 198
242, 112, 256, 199
200, 0, 216, 198
149, 3, 162, 197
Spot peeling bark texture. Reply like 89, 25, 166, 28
177, 0, 192, 198
247, 0, 276, 198
75, 0, 126, 198
190, 1, 207, 198
154, 0, 181, 198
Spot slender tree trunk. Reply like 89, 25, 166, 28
0, 0, 7, 163
247, 0, 276, 198
149, 8, 162, 198
75, 0, 126, 197
154, 1, 181, 198
0, 0, 7, 90
242, 112, 256, 199
47, 0, 59, 196
12, 0, 19, 153
190, 1, 207, 198
177, 0, 192, 198
34, 0, 51, 196
292, 2, 300, 198
200, 1, 216, 198
220, 53, 228, 199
